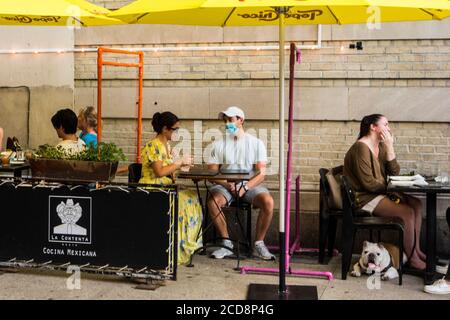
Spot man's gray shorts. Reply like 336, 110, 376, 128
208, 184, 270, 206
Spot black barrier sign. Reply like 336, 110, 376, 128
48, 196, 92, 244
0, 181, 177, 275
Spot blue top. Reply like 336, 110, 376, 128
79, 132, 97, 149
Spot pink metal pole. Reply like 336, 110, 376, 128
289, 176, 339, 256
289, 176, 302, 254
282, 41, 296, 270
240, 44, 333, 281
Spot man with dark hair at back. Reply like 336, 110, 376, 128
51, 108, 85, 156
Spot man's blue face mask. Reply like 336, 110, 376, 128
225, 122, 239, 136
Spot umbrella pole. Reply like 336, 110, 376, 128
278, 10, 287, 296
246, 8, 318, 301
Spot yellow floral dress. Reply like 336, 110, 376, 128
139, 137, 203, 265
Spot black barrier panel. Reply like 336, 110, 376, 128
0, 182, 176, 273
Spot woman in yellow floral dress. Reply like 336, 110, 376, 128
139, 111, 202, 265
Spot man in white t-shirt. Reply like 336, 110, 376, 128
207, 106, 275, 260
51, 108, 86, 156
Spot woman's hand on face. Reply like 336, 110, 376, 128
380, 128, 394, 149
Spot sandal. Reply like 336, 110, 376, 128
402, 261, 426, 277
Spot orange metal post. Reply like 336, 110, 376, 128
97, 47, 144, 163
102, 61, 140, 68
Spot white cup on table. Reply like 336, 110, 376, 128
441, 172, 449, 185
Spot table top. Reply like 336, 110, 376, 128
387, 182, 450, 194
178, 170, 260, 182
0, 163, 30, 172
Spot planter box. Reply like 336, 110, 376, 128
29, 159, 118, 183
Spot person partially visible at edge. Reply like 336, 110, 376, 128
206, 106, 275, 261
51, 108, 86, 156
344, 114, 426, 271
0, 127, 3, 151
139, 111, 202, 265
77, 106, 97, 149
424, 207, 450, 295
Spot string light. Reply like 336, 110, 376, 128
0, 43, 354, 55
0, 26, 331, 55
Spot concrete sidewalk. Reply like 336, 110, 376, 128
0, 254, 448, 300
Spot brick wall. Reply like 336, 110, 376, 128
74, 40, 450, 81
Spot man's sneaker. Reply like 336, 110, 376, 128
211, 241, 234, 259
253, 242, 276, 260
424, 278, 450, 295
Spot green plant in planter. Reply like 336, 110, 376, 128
35, 142, 127, 162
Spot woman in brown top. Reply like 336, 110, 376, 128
344, 114, 426, 270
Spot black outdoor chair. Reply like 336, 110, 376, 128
203, 193, 253, 258
340, 175, 404, 285
128, 163, 142, 183
318, 166, 345, 264
447, 207, 450, 231
319, 166, 372, 264
222, 200, 253, 257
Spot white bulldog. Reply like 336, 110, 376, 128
351, 241, 405, 281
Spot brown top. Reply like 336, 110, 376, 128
343, 141, 400, 208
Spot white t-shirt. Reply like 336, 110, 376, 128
208, 133, 267, 171
56, 139, 86, 156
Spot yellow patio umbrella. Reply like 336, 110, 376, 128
0, 0, 123, 26
111, 0, 450, 25
110, 0, 450, 299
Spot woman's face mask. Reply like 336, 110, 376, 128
225, 122, 239, 136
